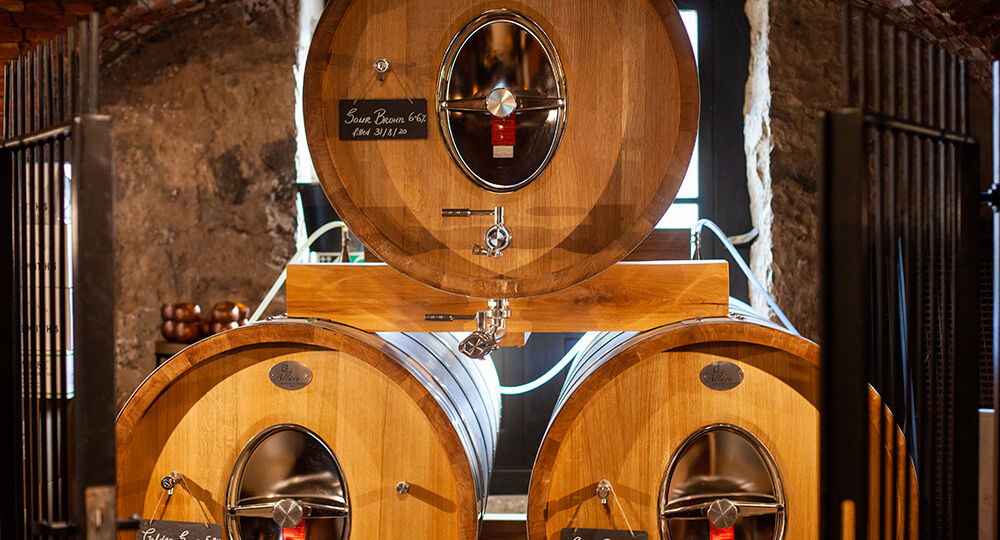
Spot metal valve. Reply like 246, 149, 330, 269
425, 298, 511, 359
442, 206, 511, 257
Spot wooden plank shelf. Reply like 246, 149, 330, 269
286, 260, 729, 333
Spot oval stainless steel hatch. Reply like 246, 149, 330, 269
659, 424, 786, 539
437, 9, 567, 192
226, 424, 350, 540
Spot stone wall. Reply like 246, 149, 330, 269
101, 0, 298, 405
744, 0, 846, 341
748, 0, 993, 342
766, 0, 846, 341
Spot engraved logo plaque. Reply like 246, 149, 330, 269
699, 361, 744, 391
269, 361, 313, 391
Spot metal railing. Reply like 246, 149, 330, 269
823, 4, 983, 538
1, 13, 117, 540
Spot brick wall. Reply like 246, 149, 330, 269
0, 0, 207, 128
0, 1, 93, 124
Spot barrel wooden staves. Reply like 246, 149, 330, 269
527, 316, 819, 539
527, 314, 918, 539
304, 0, 699, 298
116, 319, 501, 540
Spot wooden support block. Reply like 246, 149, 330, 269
286, 261, 729, 333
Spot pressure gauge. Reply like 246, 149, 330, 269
437, 9, 567, 192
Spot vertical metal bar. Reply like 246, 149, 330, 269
1, 96, 22, 540
86, 14, 99, 115
871, 18, 881, 114
993, 58, 1000, 540
873, 126, 885, 396
25, 52, 39, 536
844, 2, 855, 107
56, 134, 68, 524
45, 38, 61, 525
4, 63, 9, 138
66, 27, 75, 121
15, 56, 30, 540
885, 24, 895, 118
45, 140, 57, 536
821, 108, 870, 540
858, 8, 866, 110
958, 60, 966, 135
953, 140, 980, 539
75, 22, 85, 119
36, 46, 51, 538
898, 30, 909, 123
32, 47, 45, 538
70, 114, 116, 539
921, 134, 934, 539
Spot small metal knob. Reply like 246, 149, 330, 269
486, 87, 517, 118
373, 58, 390, 81
160, 475, 176, 492
706, 498, 738, 529
595, 479, 612, 505
395, 481, 410, 495
272, 498, 304, 529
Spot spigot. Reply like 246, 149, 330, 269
443, 206, 511, 257
425, 299, 511, 358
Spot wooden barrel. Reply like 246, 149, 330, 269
527, 316, 820, 539
527, 315, 920, 539
116, 319, 501, 539
304, 0, 699, 298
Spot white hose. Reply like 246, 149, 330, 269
693, 218, 800, 336
249, 221, 349, 323
497, 331, 601, 395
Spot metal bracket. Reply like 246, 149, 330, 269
425, 298, 511, 358
596, 479, 611, 505
442, 206, 511, 257
373, 58, 390, 82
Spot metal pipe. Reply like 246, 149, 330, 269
0, 123, 73, 150
861, 114, 977, 146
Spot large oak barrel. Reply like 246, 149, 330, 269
116, 319, 500, 539
527, 314, 920, 539
527, 316, 820, 539
304, 0, 699, 298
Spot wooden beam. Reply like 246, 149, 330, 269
286, 261, 729, 333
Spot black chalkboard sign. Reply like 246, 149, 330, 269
338, 99, 428, 140
136, 520, 223, 540
560, 528, 649, 540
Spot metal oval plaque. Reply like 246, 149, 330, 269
699, 360, 744, 391
268, 360, 313, 391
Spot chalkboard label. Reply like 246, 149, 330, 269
136, 520, 222, 540
339, 99, 428, 140
560, 528, 648, 540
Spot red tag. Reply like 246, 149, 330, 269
491, 115, 516, 146
709, 524, 734, 540
281, 522, 306, 540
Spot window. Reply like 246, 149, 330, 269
657, 9, 700, 229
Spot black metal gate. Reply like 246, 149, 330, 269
1, 13, 117, 540
822, 3, 984, 538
